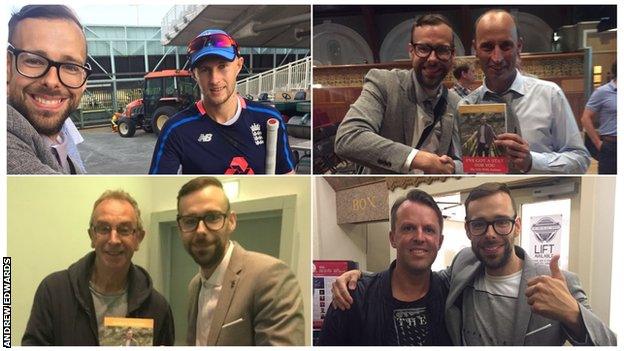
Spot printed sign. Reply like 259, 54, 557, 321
521, 199, 570, 269
528, 214, 562, 266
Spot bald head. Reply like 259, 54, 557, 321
473, 9, 523, 94
475, 10, 519, 42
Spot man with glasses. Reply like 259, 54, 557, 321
459, 9, 590, 173
335, 14, 460, 174
23, 190, 174, 345
445, 182, 614, 345
176, 177, 304, 345
7, 5, 91, 174
331, 182, 616, 345
149, 29, 295, 174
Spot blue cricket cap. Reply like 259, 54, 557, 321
188, 29, 238, 69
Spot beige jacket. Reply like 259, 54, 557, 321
186, 242, 305, 345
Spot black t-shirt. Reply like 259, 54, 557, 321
383, 293, 433, 345
319, 262, 451, 346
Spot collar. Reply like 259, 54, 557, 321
608, 80, 617, 91
200, 240, 234, 287
40, 132, 64, 147
482, 69, 526, 98
195, 95, 243, 125
454, 82, 469, 90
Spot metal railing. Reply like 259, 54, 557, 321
74, 80, 144, 128
161, 5, 205, 44
237, 56, 311, 98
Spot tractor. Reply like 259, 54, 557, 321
117, 69, 197, 137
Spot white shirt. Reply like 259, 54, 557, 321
195, 241, 234, 346
41, 133, 72, 173
404, 72, 444, 173
460, 70, 590, 173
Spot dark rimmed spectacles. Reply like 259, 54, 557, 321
410, 43, 454, 61
187, 33, 239, 56
7, 44, 91, 88
177, 212, 228, 232
466, 216, 517, 236
91, 223, 138, 237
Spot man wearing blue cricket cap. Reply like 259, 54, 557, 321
149, 29, 296, 174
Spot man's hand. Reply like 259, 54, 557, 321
410, 151, 454, 174
494, 133, 532, 172
525, 255, 584, 337
330, 270, 361, 310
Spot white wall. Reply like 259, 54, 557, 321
7, 177, 153, 343
313, 177, 367, 269
578, 176, 615, 324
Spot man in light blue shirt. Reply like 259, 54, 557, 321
459, 9, 590, 174
581, 62, 616, 174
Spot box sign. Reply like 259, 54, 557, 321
336, 181, 389, 224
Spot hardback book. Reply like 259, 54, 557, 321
457, 103, 508, 173
101, 316, 154, 346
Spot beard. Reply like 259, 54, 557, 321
415, 62, 449, 91
185, 234, 226, 270
8, 85, 78, 136
472, 238, 513, 271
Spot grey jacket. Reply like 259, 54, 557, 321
444, 246, 617, 346
7, 104, 84, 174
335, 68, 460, 173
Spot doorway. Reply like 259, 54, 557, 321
149, 195, 296, 345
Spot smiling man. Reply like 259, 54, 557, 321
176, 177, 304, 345
22, 190, 174, 346
332, 182, 617, 346
319, 189, 452, 345
7, 5, 90, 174
149, 29, 295, 174
335, 14, 460, 174
459, 9, 590, 174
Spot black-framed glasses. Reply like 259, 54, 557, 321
466, 216, 517, 236
91, 223, 138, 237
7, 44, 92, 88
410, 43, 454, 61
177, 212, 228, 232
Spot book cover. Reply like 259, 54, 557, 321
101, 317, 154, 346
457, 103, 508, 173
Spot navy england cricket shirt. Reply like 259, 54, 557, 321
149, 96, 295, 174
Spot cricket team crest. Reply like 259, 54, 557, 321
250, 123, 264, 146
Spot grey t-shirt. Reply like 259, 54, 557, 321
89, 282, 128, 342
461, 269, 522, 345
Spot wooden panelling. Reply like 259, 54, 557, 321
313, 51, 589, 125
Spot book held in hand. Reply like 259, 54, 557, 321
458, 103, 508, 173
101, 317, 154, 346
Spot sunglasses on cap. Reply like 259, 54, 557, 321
187, 33, 239, 56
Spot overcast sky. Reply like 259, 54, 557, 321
5, 3, 172, 27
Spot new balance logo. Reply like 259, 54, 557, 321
198, 133, 213, 142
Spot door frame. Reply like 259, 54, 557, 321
147, 194, 298, 298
